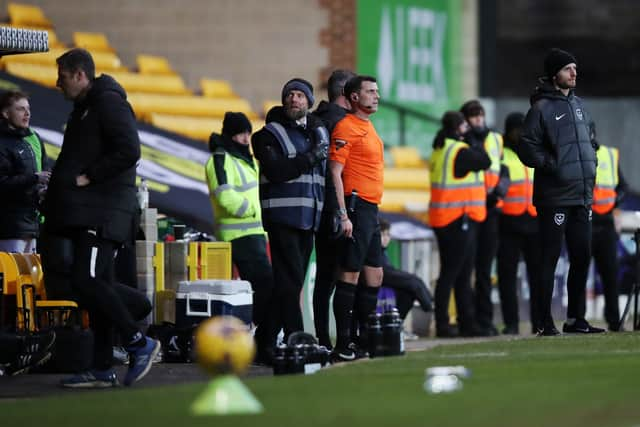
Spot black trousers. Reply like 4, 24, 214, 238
497, 225, 542, 331
266, 223, 314, 341
231, 234, 275, 351
313, 225, 339, 346
382, 266, 432, 319
592, 220, 620, 327
538, 206, 592, 324
474, 209, 500, 329
41, 227, 148, 370
433, 217, 478, 334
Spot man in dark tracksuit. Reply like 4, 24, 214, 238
311, 69, 355, 349
518, 48, 604, 336
251, 78, 329, 344
44, 48, 159, 387
0, 90, 51, 253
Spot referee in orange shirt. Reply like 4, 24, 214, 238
329, 75, 384, 361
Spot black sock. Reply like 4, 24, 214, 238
356, 286, 380, 347
350, 286, 362, 344
333, 280, 356, 350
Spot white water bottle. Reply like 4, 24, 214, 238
137, 178, 149, 209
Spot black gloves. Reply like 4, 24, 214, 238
493, 164, 511, 199
305, 126, 330, 165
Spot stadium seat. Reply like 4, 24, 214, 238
7, 3, 52, 28
128, 93, 257, 121
150, 114, 263, 141
1, 48, 125, 71
4, 62, 57, 87
150, 114, 222, 141
108, 71, 190, 95
263, 99, 280, 116
137, 54, 177, 75
200, 79, 237, 98
4, 63, 188, 94
0, 251, 20, 296
389, 146, 427, 168
72, 31, 115, 52
383, 167, 430, 191
1, 252, 79, 331
379, 189, 430, 214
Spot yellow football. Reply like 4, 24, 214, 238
194, 316, 255, 376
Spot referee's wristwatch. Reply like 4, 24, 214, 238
336, 208, 348, 220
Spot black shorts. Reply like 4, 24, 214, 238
339, 196, 382, 272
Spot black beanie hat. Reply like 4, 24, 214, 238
442, 111, 466, 133
544, 48, 577, 79
504, 112, 525, 136
222, 112, 252, 137
460, 100, 485, 119
281, 78, 315, 108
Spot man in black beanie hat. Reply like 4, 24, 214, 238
252, 78, 330, 348
205, 111, 275, 363
460, 99, 510, 337
518, 48, 602, 336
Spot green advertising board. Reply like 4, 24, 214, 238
357, 0, 463, 158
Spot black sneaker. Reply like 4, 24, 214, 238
330, 343, 360, 363
537, 324, 561, 336
18, 330, 56, 354
6, 330, 57, 375
436, 325, 459, 338
562, 319, 605, 334
608, 321, 625, 332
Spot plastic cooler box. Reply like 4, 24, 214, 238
175, 280, 252, 327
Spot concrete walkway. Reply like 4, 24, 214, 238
0, 333, 537, 400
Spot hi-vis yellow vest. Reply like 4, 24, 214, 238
502, 147, 537, 217
484, 131, 503, 206
205, 148, 265, 241
593, 145, 619, 215
429, 138, 486, 228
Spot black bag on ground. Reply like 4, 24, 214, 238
147, 322, 195, 363
35, 326, 93, 373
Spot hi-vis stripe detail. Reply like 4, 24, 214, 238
260, 174, 325, 186
440, 140, 481, 193
90, 246, 98, 278
213, 182, 258, 196
236, 199, 249, 216
266, 122, 297, 157
429, 200, 485, 208
261, 197, 324, 210
594, 196, 616, 205
431, 182, 481, 189
503, 196, 526, 203
217, 222, 263, 231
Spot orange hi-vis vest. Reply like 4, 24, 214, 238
484, 131, 504, 207
593, 145, 619, 215
429, 138, 486, 228
502, 147, 537, 217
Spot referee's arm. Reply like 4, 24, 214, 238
329, 160, 352, 239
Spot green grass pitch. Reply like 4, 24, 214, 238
3, 333, 640, 427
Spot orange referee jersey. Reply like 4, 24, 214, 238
330, 113, 384, 204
